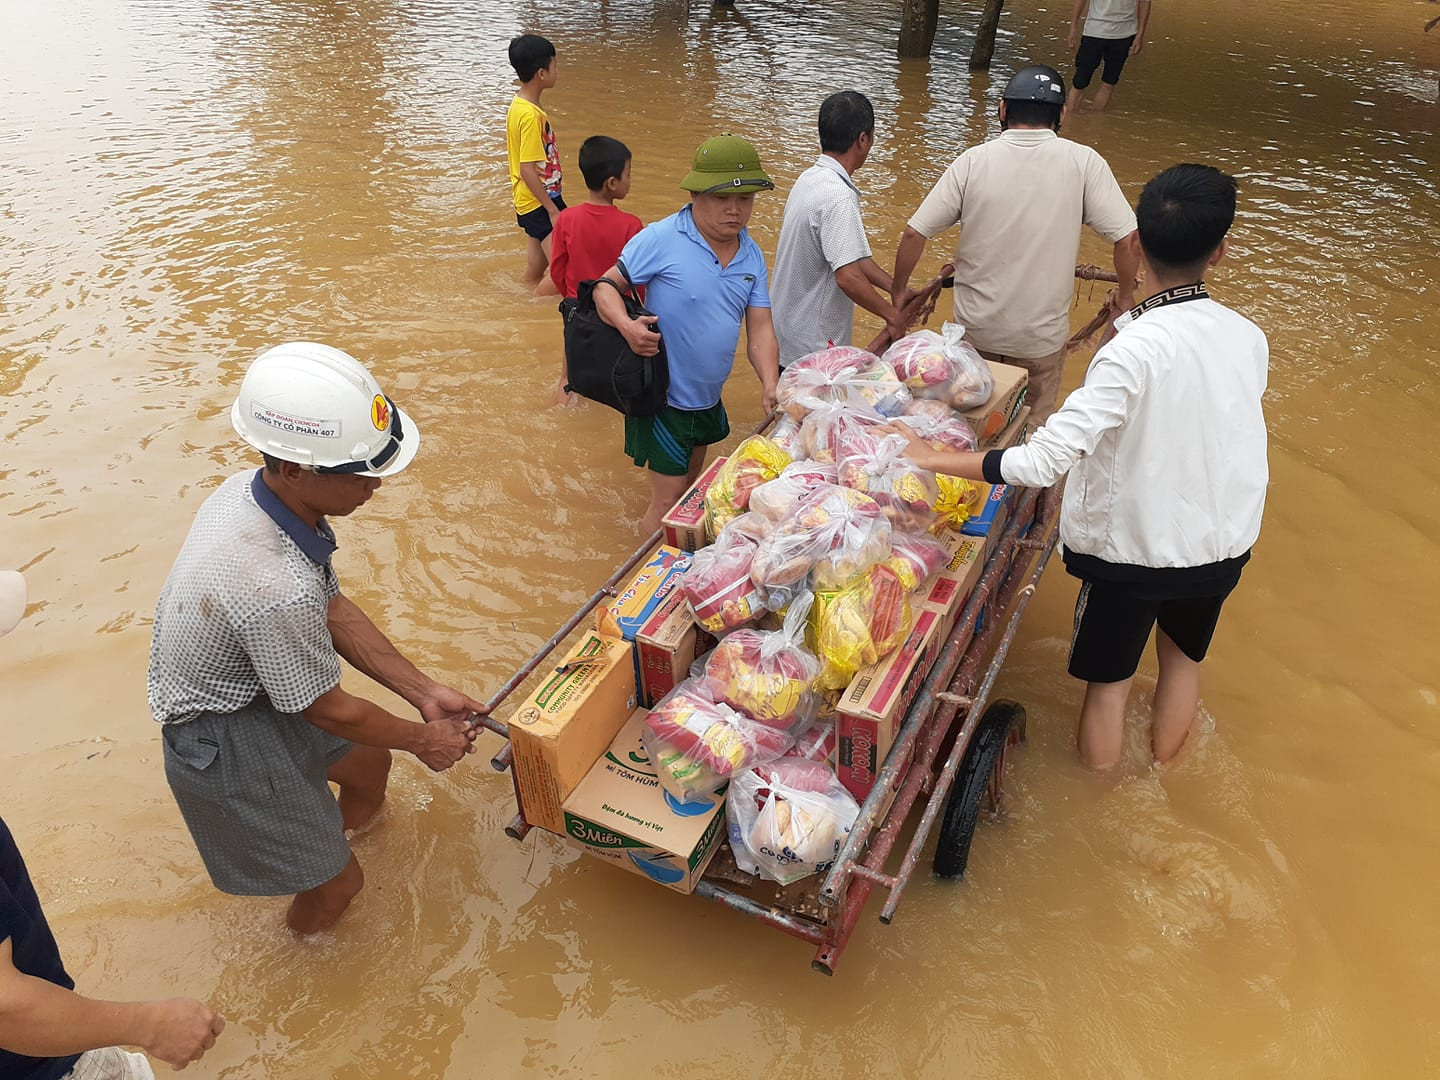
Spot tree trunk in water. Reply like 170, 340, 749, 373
969, 0, 1006, 69
898, 0, 939, 57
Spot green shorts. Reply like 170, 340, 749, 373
624, 402, 730, 476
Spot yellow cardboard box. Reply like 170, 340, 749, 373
510, 633, 637, 835
562, 710, 728, 894
960, 361, 1028, 447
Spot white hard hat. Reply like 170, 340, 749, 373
230, 342, 421, 477
0, 570, 26, 638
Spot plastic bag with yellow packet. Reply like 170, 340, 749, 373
704, 435, 791, 538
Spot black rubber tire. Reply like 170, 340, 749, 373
932, 699, 1026, 880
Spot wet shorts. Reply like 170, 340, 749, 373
624, 402, 730, 476
163, 700, 354, 896
516, 194, 566, 240
1073, 34, 1136, 88
1068, 577, 1240, 684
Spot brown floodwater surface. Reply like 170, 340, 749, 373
3, 0, 1438, 1075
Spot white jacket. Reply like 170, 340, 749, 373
996, 290, 1268, 570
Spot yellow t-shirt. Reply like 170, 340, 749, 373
506, 96, 561, 215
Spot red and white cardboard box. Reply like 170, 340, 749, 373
660, 456, 727, 553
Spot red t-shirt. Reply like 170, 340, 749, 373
549, 203, 644, 300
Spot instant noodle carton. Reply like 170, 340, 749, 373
979, 403, 1032, 452
510, 633, 638, 835
834, 607, 944, 803
660, 455, 727, 553
633, 589, 717, 708
918, 529, 987, 641
563, 710, 728, 894
595, 546, 692, 641
960, 361, 1028, 447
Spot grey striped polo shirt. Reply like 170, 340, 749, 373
771, 155, 874, 366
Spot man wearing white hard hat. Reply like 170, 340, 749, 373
147, 342, 486, 935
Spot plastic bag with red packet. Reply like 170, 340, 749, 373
726, 756, 861, 884
881, 323, 994, 409
682, 517, 769, 634
836, 425, 941, 533
896, 398, 979, 454
795, 398, 883, 464
748, 460, 838, 524
697, 594, 822, 733
640, 678, 795, 803
887, 531, 951, 591
776, 346, 911, 421
703, 435, 792, 538
750, 484, 892, 609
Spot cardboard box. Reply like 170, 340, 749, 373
562, 710, 728, 894
633, 588, 716, 708
980, 403, 1032, 451
660, 456, 727, 552
596, 546, 692, 641
961, 361, 1028, 447
962, 483, 1016, 557
918, 529, 987, 641
510, 633, 638, 835
834, 607, 944, 802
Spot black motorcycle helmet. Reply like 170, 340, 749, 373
1002, 64, 1067, 104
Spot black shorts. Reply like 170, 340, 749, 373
516, 194, 566, 240
1067, 578, 1239, 684
1073, 35, 1135, 89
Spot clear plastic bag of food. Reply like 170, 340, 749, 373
897, 399, 978, 454
768, 413, 802, 455
704, 436, 792, 538
698, 594, 822, 733
682, 521, 769, 633
881, 323, 994, 409
751, 484, 891, 609
641, 679, 796, 803
796, 399, 884, 464
726, 758, 861, 885
748, 460, 838, 524
784, 718, 836, 763
887, 531, 951, 591
836, 426, 941, 533
776, 348, 911, 421
809, 562, 913, 690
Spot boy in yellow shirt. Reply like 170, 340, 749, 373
506, 34, 563, 287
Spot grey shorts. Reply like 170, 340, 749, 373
163, 700, 354, 896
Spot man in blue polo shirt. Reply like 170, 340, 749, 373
593, 134, 782, 535
149, 343, 487, 936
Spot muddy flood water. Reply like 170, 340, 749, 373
3, 0, 1438, 1076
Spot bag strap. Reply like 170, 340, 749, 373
592, 275, 639, 304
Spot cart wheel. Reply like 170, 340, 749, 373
932, 700, 1026, 881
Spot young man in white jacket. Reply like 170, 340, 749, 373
887, 164, 1267, 769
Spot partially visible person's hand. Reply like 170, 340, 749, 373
141, 998, 225, 1070
552, 376, 577, 408
1129, 37, 1144, 56
414, 718, 477, 771
876, 421, 928, 460
418, 684, 489, 724
761, 382, 778, 416
621, 316, 662, 356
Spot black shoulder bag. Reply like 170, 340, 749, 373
559, 276, 670, 417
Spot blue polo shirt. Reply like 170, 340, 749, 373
617, 205, 771, 411
1, 816, 81, 1080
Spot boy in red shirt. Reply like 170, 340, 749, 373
549, 135, 643, 402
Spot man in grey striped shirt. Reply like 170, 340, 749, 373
771, 91, 911, 367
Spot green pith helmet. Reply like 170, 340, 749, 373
680, 135, 775, 195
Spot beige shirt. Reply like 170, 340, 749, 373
908, 129, 1136, 357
